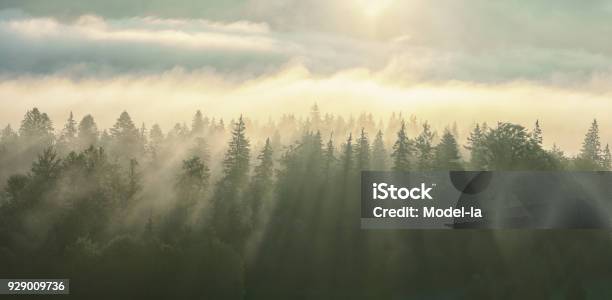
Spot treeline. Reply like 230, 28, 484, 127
0, 105, 611, 299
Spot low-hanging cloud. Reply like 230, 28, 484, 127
0, 9, 390, 79
2, 5, 612, 155
2, 8, 612, 85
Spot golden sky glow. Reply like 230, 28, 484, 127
1, 1, 612, 153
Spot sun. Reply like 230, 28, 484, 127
356, 0, 393, 19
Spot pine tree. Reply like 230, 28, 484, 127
324, 134, 336, 176
602, 144, 611, 170
213, 116, 251, 249
0, 124, 18, 145
77, 114, 98, 148
110, 111, 142, 158
19, 107, 54, 144
415, 122, 436, 171
192, 110, 205, 136
354, 128, 370, 171
579, 119, 602, 164
217, 118, 225, 132
166, 155, 210, 242
99, 130, 111, 147
451, 121, 459, 141
484, 122, 553, 170
371, 130, 387, 170
391, 121, 412, 171
434, 129, 462, 170
550, 143, 567, 163
532, 120, 543, 146
31, 147, 61, 180
176, 156, 210, 208
60, 112, 77, 141
312, 130, 324, 162
466, 123, 487, 170
110, 111, 139, 139
148, 124, 164, 159
249, 138, 274, 225
125, 158, 141, 207
310, 103, 321, 129
221, 116, 251, 185
340, 133, 353, 175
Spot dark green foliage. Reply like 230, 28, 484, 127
1, 107, 611, 299
603, 144, 612, 170
391, 121, 412, 171
324, 134, 337, 176
415, 122, 436, 171
532, 120, 543, 146
109, 111, 143, 159
248, 138, 274, 226
483, 122, 558, 170
78, 114, 99, 149
176, 156, 210, 208
434, 129, 462, 170
58, 112, 78, 152
212, 116, 251, 250
340, 133, 354, 175
371, 130, 387, 170
221, 115, 250, 186
575, 119, 606, 170
466, 123, 488, 170
19, 107, 54, 143
354, 128, 370, 171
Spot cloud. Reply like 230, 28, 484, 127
0, 9, 392, 79
3, 6, 612, 86
0, 10, 296, 77
2, 3, 612, 154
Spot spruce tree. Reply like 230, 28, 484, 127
602, 144, 611, 170
532, 120, 543, 146
354, 128, 370, 171
465, 123, 487, 170
0, 124, 18, 145
340, 133, 353, 175
391, 121, 412, 171
192, 110, 205, 136
19, 107, 54, 144
165, 156, 210, 242
579, 119, 602, 165
176, 156, 210, 208
110, 111, 142, 158
148, 124, 164, 158
371, 130, 387, 170
434, 129, 462, 170
310, 103, 321, 129
60, 112, 77, 141
249, 138, 274, 225
221, 116, 251, 185
213, 116, 251, 249
77, 114, 98, 148
125, 158, 141, 207
550, 143, 568, 167
110, 111, 139, 138
324, 134, 336, 176
415, 122, 436, 171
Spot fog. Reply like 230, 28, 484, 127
2, 66, 611, 154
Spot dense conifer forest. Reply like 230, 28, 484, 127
1, 105, 611, 298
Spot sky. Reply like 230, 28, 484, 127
1, 0, 612, 152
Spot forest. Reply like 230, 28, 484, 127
1, 104, 612, 299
